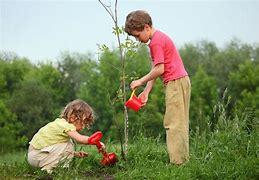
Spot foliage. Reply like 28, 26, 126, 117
180, 40, 219, 77
229, 60, 259, 115
0, 57, 33, 99
0, 57, 32, 152
79, 50, 122, 135
190, 66, 218, 133
0, 39, 258, 154
229, 60, 259, 133
0, 101, 27, 153
181, 39, 255, 95
57, 52, 85, 104
8, 80, 57, 140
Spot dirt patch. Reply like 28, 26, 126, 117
84, 171, 115, 180
103, 175, 115, 180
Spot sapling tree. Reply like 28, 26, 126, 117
97, 0, 138, 158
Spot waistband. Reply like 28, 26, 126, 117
164, 75, 189, 86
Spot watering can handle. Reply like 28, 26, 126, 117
130, 89, 136, 99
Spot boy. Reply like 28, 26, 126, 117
125, 10, 191, 165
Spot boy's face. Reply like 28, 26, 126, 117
130, 25, 152, 43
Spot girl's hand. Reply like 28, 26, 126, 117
100, 142, 106, 150
74, 151, 88, 158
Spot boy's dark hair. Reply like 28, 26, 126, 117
125, 10, 152, 36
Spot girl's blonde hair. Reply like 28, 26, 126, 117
60, 99, 95, 129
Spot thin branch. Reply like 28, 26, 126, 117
98, 0, 116, 22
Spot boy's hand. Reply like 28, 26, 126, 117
74, 151, 88, 158
138, 91, 149, 105
130, 79, 143, 90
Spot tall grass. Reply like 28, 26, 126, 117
0, 96, 258, 179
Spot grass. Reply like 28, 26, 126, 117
1, 93, 258, 179
0, 127, 258, 180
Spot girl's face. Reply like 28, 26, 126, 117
130, 24, 152, 43
70, 115, 86, 132
73, 120, 85, 132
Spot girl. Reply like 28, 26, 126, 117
27, 99, 104, 173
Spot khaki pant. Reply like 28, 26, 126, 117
27, 142, 74, 173
164, 76, 191, 165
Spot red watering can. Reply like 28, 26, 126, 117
125, 89, 143, 112
88, 131, 117, 166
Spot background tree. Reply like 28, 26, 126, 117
79, 50, 121, 135
7, 62, 64, 139
180, 40, 219, 77
0, 57, 33, 99
207, 39, 252, 94
0, 100, 27, 153
229, 60, 259, 132
190, 66, 218, 133
57, 52, 83, 104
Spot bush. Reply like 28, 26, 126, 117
0, 101, 27, 154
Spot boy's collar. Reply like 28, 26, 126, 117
145, 39, 151, 45
146, 29, 157, 45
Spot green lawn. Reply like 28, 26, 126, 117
0, 130, 258, 179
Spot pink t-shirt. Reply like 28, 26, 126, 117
149, 30, 188, 84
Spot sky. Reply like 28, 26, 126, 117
1, 0, 259, 63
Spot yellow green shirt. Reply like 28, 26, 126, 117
29, 118, 76, 149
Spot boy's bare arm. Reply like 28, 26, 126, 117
143, 79, 155, 94
141, 63, 164, 83
131, 64, 164, 90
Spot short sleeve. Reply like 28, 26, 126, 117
55, 118, 76, 134
149, 44, 165, 66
